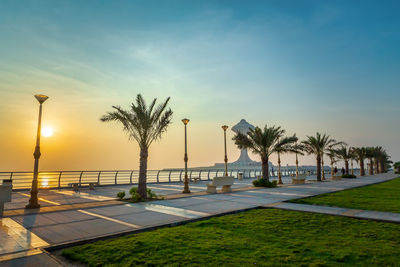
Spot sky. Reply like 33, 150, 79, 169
0, 0, 399, 171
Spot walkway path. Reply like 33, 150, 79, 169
267, 202, 400, 223
0, 172, 397, 266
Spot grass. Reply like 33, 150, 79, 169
62, 208, 400, 266
291, 177, 400, 213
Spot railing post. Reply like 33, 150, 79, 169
58, 171, 62, 189
168, 170, 172, 182
179, 170, 183, 182
208, 170, 211, 180
157, 170, 160, 183
98, 171, 101, 184
130, 171, 133, 184
79, 171, 83, 185
198, 170, 202, 181
216, 170, 219, 177
114, 171, 119, 185
189, 170, 193, 181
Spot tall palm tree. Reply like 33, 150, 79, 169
301, 133, 338, 182
352, 147, 367, 176
233, 125, 297, 182
101, 94, 173, 199
287, 142, 305, 179
336, 146, 352, 175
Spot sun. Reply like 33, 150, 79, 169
41, 126, 54, 137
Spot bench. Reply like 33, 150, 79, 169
207, 176, 234, 193
0, 180, 12, 217
69, 182, 99, 191
292, 174, 307, 185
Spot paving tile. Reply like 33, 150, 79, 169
113, 211, 184, 227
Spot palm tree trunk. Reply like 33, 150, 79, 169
321, 156, 325, 180
380, 160, 385, 173
345, 160, 349, 175
262, 156, 270, 182
295, 154, 299, 178
369, 159, 374, 175
351, 160, 354, 175
360, 159, 365, 176
277, 152, 282, 184
316, 154, 321, 182
138, 146, 148, 199
375, 159, 379, 174
330, 159, 334, 178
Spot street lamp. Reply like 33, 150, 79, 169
277, 138, 283, 184
222, 125, 229, 176
26, 94, 49, 209
182, 118, 190, 194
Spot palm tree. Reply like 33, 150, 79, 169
336, 146, 352, 175
101, 94, 173, 199
301, 133, 338, 182
287, 142, 305, 178
352, 147, 367, 176
233, 125, 297, 182
349, 147, 356, 175
326, 148, 339, 178
366, 147, 376, 175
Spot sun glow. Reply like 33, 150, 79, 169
41, 127, 53, 137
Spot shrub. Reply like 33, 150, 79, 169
128, 187, 162, 202
129, 187, 142, 202
342, 174, 357, 178
117, 191, 126, 200
253, 179, 278, 188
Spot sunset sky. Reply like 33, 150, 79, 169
0, 0, 399, 171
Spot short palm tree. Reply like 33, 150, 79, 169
287, 142, 305, 178
326, 148, 339, 177
233, 125, 297, 182
349, 147, 356, 175
336, 146, 352, 175
101, 94, 173, 199
352, 147, 367, 176
301, 133, 337, 182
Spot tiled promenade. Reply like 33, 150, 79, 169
0, 173, 397, 266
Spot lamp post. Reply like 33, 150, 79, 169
222, 125, 229, 176
277, 138, 283, 184
321, 153, 325, 180
26, 94, 49, 209
182, 118, 190, 194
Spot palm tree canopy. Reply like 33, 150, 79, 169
286, 142, 306, 156
233, 125, 298, 159
301, 132, 339, 157
335, 145, 352, 161
100, 94, 173, 149
352, 147, 367, 163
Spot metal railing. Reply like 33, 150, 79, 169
0, 168, 330, 190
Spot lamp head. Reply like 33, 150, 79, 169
35, 94, 49, 104
182, 118, 189, 125
222, 125, 229, 131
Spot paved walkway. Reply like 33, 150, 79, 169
269, 202, 400, 223
0, 172, 397, 266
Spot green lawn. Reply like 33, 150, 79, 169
291, 177, 400, 213
62, 209, 400, 266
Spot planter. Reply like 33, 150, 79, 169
292, 178, 306, 185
